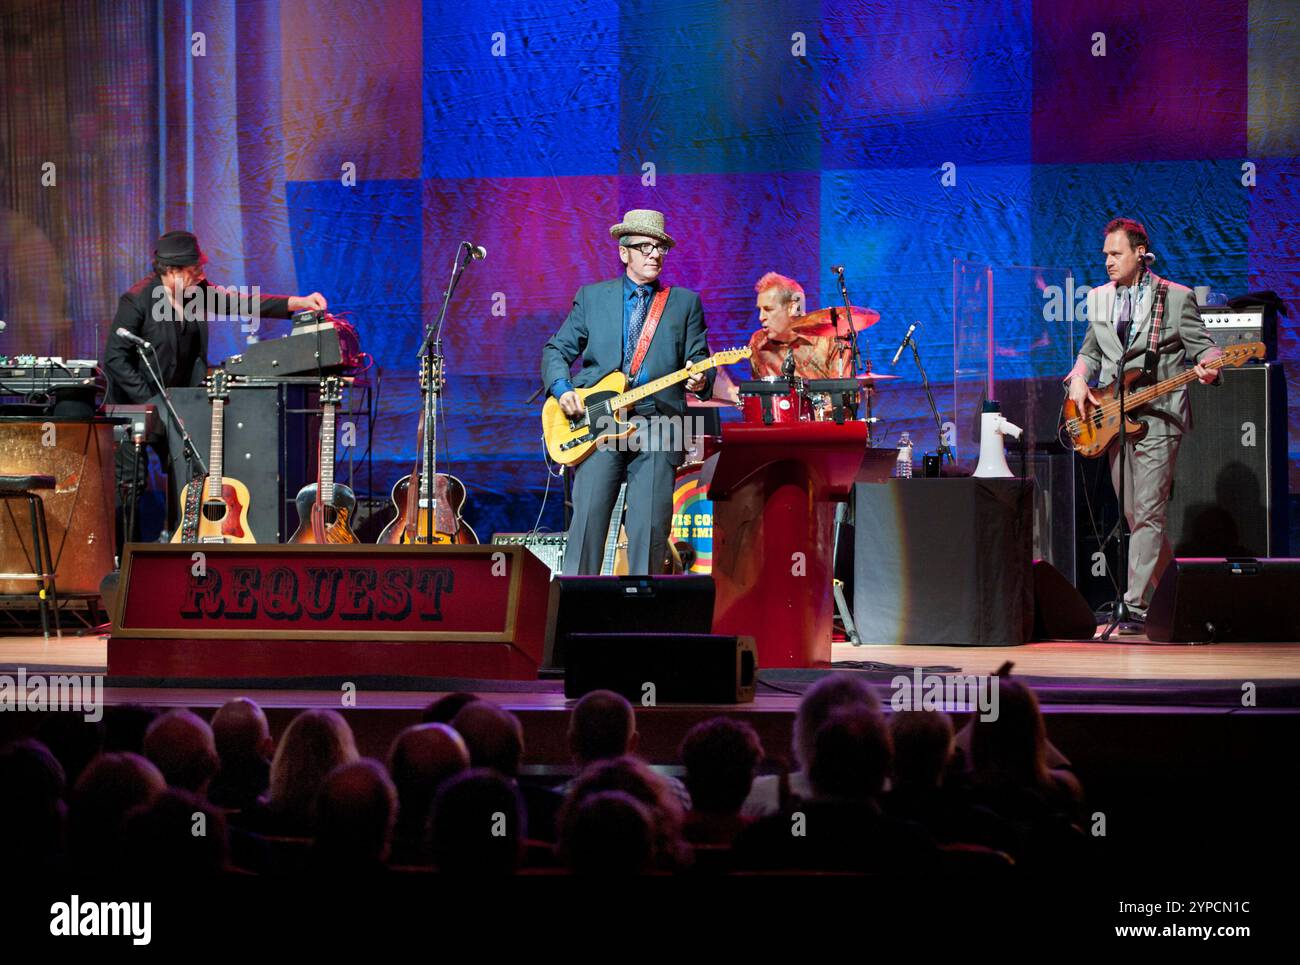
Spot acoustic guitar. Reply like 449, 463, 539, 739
378, 354, 478, 545
172, 369, 256, 543
542, 347, 751, 467
1061, 341, 1265, 457
289, 376, 359, 544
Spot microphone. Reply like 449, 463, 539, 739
466, 243, 487, 261
891, 322, 918, 366
830, 265, 844, 275
116, 327, 152, 349
0, 319, 6, 333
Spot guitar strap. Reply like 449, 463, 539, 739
1142, 276, 1170, 379
628, 287, 671, 380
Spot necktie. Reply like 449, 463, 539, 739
1116, 288, 1132, 347
623, 286, 651, 376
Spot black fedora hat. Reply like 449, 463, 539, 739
154, 230, 207, 267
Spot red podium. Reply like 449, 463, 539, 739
703, 422, 876, 668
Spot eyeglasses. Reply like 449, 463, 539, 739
624, 241, 669, 257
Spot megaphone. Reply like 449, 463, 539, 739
973, 400, 1023, 478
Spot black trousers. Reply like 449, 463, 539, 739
563, 408, 682, 576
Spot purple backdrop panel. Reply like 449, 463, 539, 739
821, 0, 1032, 169
1032, 0, 1248, 164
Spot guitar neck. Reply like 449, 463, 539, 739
205, 399, 224, 499
1125, 352, 1235, 409
611, 359, 713, 409
319, 402, 336, 503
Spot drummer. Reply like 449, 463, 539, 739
746, 272, 853, 383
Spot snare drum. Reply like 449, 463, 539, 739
738, 376, 810, 425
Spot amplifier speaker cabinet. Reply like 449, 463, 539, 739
1166, 363, 1288, 558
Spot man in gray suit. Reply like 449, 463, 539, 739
542, 209, 715, 575
1065, 217, 1223, 625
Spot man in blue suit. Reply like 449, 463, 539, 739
542, 210, 715, 575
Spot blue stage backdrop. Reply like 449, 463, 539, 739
2, 0, 1297, 542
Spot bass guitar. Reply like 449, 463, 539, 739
172, 369, 256, 543
542, 347, 751, 467
289, 376, 359, 544
378, 354, 478, 544
1061, 341, 1265, 457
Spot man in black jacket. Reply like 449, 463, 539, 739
106, 230, 326, 540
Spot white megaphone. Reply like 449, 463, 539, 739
973, 400, 1023, 478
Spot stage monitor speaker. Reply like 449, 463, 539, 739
1167, 363, 1289, 558
1031, 559, 1096, 641
543, 575, 715, 670
1146, 558, 1300, 643
564, 633, 756, 703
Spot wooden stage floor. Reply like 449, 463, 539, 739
3, 630, 1298, 771
3, 632, 1299, 683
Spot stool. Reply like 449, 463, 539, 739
0, 474, 61, 640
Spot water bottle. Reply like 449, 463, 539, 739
896, 432, 913, 479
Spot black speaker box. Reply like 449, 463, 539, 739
1147, 558, 1300, 643
1031, 559, 1096, 641
1167, 363, 1289, 557
543, 575, 715, 670
171, 384, 310, 543
564, 633, 757, 703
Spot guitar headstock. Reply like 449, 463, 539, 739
1223, 341, 1266, 366
710, 346, 753, 366
207, 369, 232, 401
321, 376, 344, 407
419, 354, 446, 392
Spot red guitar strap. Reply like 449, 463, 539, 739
629, 287, 671, 379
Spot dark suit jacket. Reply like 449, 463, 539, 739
105, 274, 292, 404
540, 277, 715, 419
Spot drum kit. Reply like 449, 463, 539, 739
688, 303, 896, 430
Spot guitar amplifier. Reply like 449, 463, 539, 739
1200, 305, 1276, 360
491, 532, 566, 576
223, 318, 360, 377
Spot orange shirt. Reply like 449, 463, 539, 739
747, 328, 853, 380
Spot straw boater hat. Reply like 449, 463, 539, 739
609, 209, 675, 249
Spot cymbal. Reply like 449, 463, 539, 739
791, 305, 881, 338
854, 372, 899, 383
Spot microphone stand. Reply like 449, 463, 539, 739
131, 342, 208, 537
833, 267, 871, 424
416, 243, 475, 544
902, 331, 953, 464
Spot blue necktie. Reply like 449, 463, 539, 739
623, 286, 651, 376
1116, 288, 1132, 347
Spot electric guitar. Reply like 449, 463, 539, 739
289, 376, 359, 544
542, 347, 751, 467
378, 354, 478, 545
172, 369, 256, 543
1061, 341, 1265, 457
